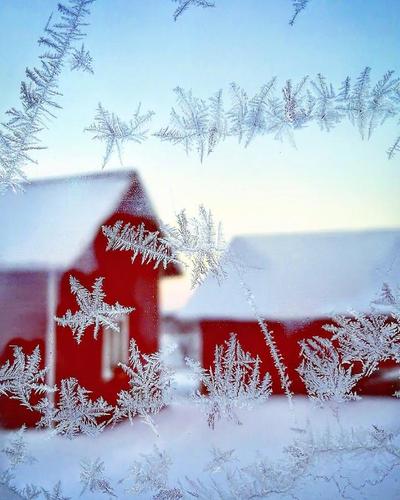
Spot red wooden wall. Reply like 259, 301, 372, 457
0, 214, 163, 428
200, 319, 399, 396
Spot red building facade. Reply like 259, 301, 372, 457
179, 230, 400, 397
0, 170, 179, 428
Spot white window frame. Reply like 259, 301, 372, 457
101, 315, 129, 382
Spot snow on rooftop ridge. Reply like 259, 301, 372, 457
179, 228, 400, 321
0, 168, 157, 271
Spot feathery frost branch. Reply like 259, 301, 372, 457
164, 205, 227, 287
156, 69, 400, 160
298, 336, 361, 406
126, 446, 173, 496
0, 0, 95, 192
236, 271, 294, 405
42, 481, 71, 500
172, 0, 215, 21
35, 377, 113, 439
103, 205, 227, 288
299, 286, 400, 404
324, 312, 400, 377
102, 221, 179, 270
55, 275, 134, 344
112, 339, 173, 435
70, 44, 93, 73
289, 1, 310, 25
186, 333, 271, 429
0, 345, 54, 408
1, 426, 36, 470
85, 103, 154, 168
80, 458, 116, 497
184, 425, 400, 499
171, 0, 311, 25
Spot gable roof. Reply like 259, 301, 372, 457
179, 228, 400, 321
0, 169, 175, 274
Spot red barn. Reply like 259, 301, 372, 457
178, 229, 400, 396
0, 170, 179, 428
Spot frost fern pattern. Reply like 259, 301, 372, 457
55, 276, 134, 343
156, 69, 400, 160
186, 333, 272, 429
0, 0, 95, 192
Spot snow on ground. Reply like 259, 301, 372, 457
1, 396, 399, 499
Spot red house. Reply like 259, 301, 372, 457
178, 229, 400, 396
0, 170, 179, 428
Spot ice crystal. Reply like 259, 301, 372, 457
155, 87, 210, 162
41, 482, 70, 500
237, 274, 293, 404
289, 0, 309, 26
1, 426, 36, 470
70, 44, 93, 73
324, 312, 400, 376
203, 447, 236, 473
85, 102, 154, 168
187, 333, 271, 429
126, 446, 172, 495
103, 206, 227, 288
112, 340, 173, 434
80, 458, 116, 497
374, 282, 400, 320
298, 336, 360, 406
0, 0, 94, 192
35, 378, 113, 439
228, 82, 248, 144
55, 275, 134, 344
19, 484, 42, 500
0, 345, 54, 409
172, 0, 215, 21
157, 69, 400, 160
185, 425, 400, 499
164, 205, 227, 287
153, 488, 183, 500
244, 79, 276, 146
387, 136, 400, 159
310, 73, 342, 132
102, 221, 179, 270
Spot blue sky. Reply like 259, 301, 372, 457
1, 0, 399, 309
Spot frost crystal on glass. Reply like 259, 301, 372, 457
102, 221, 179, 270
35, 378, 113, 439
41, 481, 71, 500
80, 458, 116, 497
172, 0, 215, 21
298, 336, 360, 405
113, 340, 173, 434
1, 426, 36, 470
70, 44, 94, 73
56, 275, 134, 344
0, 345, 54, 409
203, 447, 236, 473
103, 205, 228, 288
156, 69, 400, 160
85, 103, 154, 168
164, 205, 227, 288
126, 446, 172, 495
324, 312, 400, 377
0, 0, 94, 192
187, 333, 271, 428
289, 1, 309, 25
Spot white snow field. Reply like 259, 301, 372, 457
1, 396, 399, 499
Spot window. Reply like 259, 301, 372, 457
101, 315, 129, 382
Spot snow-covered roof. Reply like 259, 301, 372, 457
0, 169, 158, 271
179, 229, 400, 321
